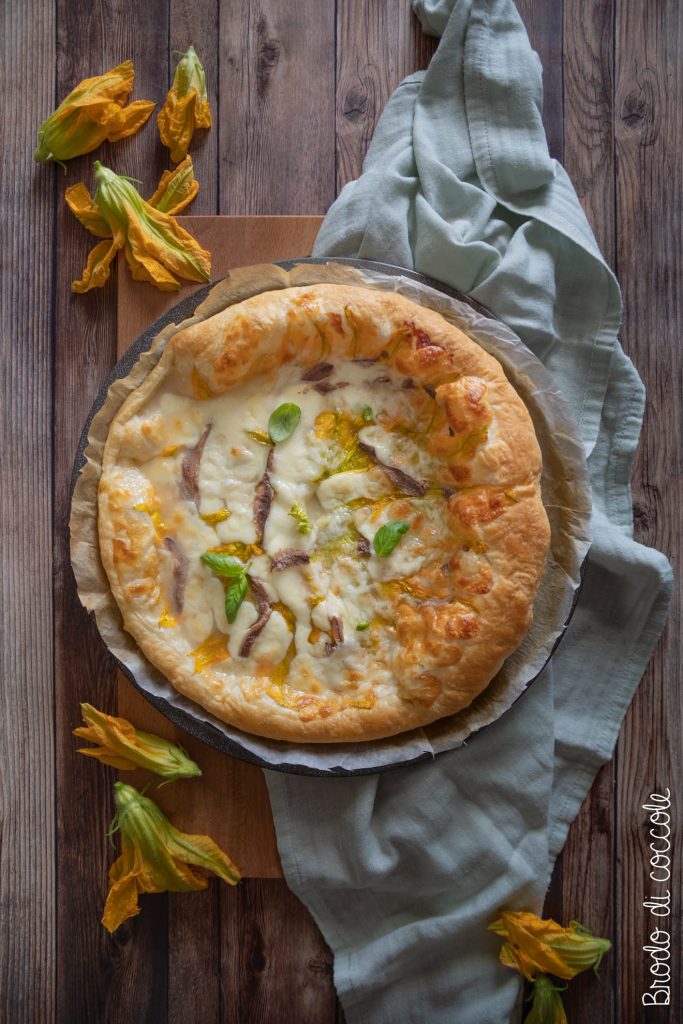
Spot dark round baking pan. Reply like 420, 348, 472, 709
71, 257, 589, 777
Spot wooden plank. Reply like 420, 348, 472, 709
562, 0, 615, 260
218, 1, 336, 215
614, 1, 682, 1020
545, 762, 616, 1020
550, 3, 617, 1021
221, 880, 337, 1024
516, 0, 564, 162
103, 894, 169, 1023
53, 1, 170, 1020
168, 887, 220, 1024
335, 0, 437, 189
166, 6, 222, 1015
169, 0, 220, 216
0, 2, 55, 1021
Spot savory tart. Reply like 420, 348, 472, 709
98, 284, 550, 742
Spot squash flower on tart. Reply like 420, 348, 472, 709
158, 46, 212, 163
66, 160, 210, 293
97, 284, 551, 743
34, 60, 155, 166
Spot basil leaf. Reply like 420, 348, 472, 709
225, 573, 248, 623
201, 552, 246, 577
268, 402, 301, 443
356, 621, 369, 631
362, 405, 373, 423
373, 520, 410, 558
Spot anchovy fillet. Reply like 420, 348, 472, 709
163, 537, 188, 613
358, 441, 427, 497
254, 453, 274, 545
301, 362, 334, 382
324, 615, 344, 656
270, 549, 311, 572
180, 423, 212, 508
238, 575, 272, 657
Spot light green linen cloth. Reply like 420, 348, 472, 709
266, 1, 672, 1020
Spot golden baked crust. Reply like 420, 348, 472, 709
98, 284, 550, 742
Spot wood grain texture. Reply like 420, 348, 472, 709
169, 0, 220, 215
221, 879, 337, 1024
562, 0, 614, 261
163, 8, 223, 1015
544, 3, 617, 1021
0, 1, 56, 1021
335, 0, 436, 189
53, 1, 170, 1020
615, 0, 682, 1020
168, 886, 221, 1024
219, 1, 336, 215
516, 0, 564, 163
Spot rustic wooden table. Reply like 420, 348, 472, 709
2, 1, 680, 1021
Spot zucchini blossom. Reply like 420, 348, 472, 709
66, 159, 210, 292
74, 702, 201, 781
103, 782, 240, 933
489, 910, 612, 982
34, 60, 155, 165
158, 46, 212, 163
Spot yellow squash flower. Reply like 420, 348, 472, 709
146, 155, 200, 214
64, 182, 112, 238
158, 46, 212, 163
66, 154, 199, 237
103, 782, 240, 933
74, 702, 201, 781
489, 911, 612, 982
523, 975, 568, 1024
66, 160, 211, 293
34, 60, 155, 165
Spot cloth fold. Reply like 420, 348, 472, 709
266, 1, 672, 1020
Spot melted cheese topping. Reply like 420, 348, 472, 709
115, 359, 474, 705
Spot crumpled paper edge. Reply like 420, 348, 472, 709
70, 260, 592, 775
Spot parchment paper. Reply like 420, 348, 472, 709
70, 259, 592, 775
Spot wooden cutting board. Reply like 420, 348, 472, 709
115, 215, 323, 878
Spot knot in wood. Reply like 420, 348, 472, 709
621, 91, 647, 127
258, 38, 281, 74
619, 69, 659, 146
342, 86, 369, 122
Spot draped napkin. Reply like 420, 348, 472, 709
265, 2, 672, 1020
